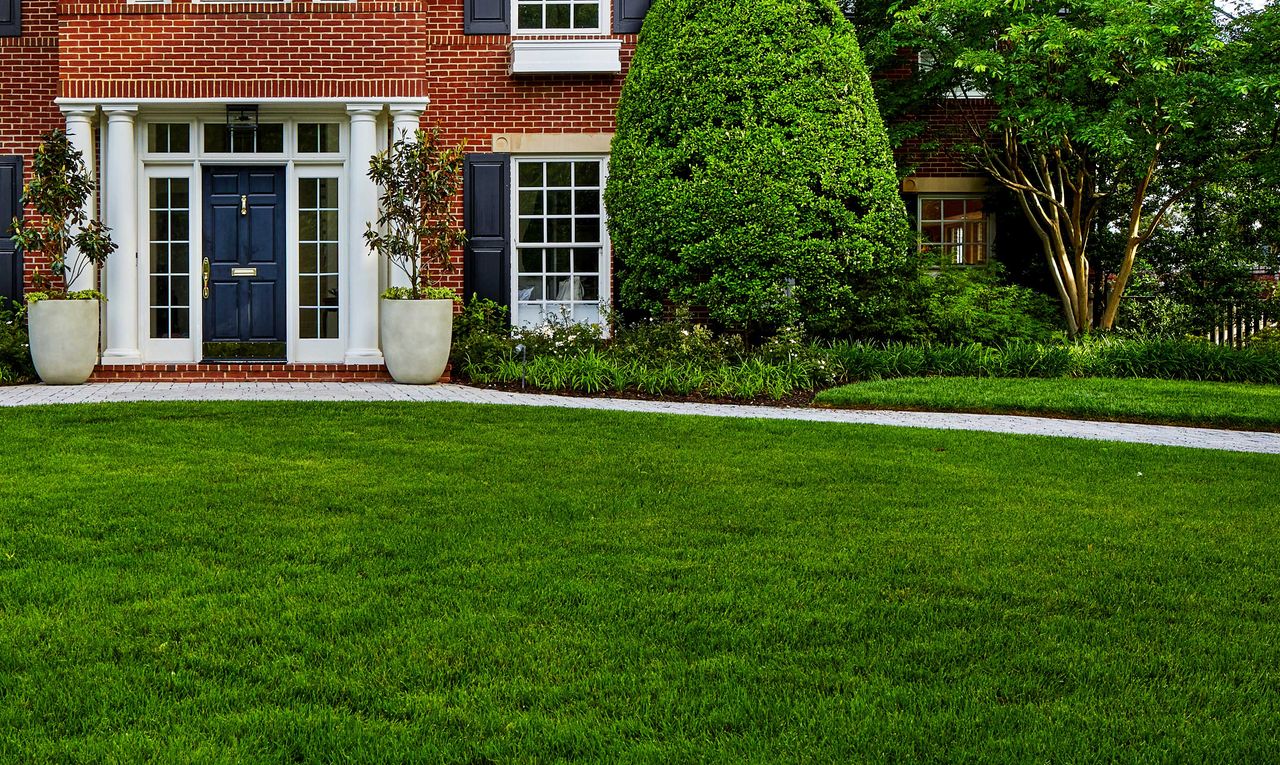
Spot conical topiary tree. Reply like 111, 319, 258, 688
605, 0, 916, 338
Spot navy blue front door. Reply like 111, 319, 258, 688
202, 167, 287, 360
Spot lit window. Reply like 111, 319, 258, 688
919, 196, 989, 266
515, 0, 603, 31
514, 159, 607, 326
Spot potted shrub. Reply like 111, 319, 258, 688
365, 126, 466, 384
10, 130, 115, 385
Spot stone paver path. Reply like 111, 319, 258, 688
2, 382, 1278, 454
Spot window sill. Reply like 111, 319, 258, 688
508, 39, 622, 75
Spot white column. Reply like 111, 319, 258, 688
390, 102, 426, 144
346, 104, 384, 365
61, 106, 98, 293
101, 104, 141, 364
387, 103, 429, 290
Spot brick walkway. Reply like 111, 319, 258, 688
2, 382, 1278, 454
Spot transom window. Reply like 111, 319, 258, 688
203, 123, 285, 154
515, 0, 603, 31
297, 123, 340, 154
147, 123, 191, 154
298, 178, 341, 339
919, 196, 989, 266
148, 178, 191, 339
514, 159, 606, 326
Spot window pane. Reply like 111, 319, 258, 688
257, 124, 285, 152
546, 3, 571, 28
518, 162, 543, 188
317, 178, 338, 208
168, 124, 190, 153
519, 250, 542, 273
519, 191, 543, 216
547, 219, 572, 243
574, 190, 599, 216
549, 249, 572, 272
921, 198, 941, 220
148, 177, 191, 339
518, 3, 542, 28
574, 217, 600, 244
943, 199, 967, 220
546, 163, 572, 187
573, 3, 598, 28
576, 275, 599, 301
547, 190, 572, 215
519, 219, 544, 244
518, 276, 543, 301
204, 125, 229, 153
318, 243, 339, 273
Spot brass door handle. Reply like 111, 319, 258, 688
202, 257, 210, 299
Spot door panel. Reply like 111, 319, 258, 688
202, 166, 286, 360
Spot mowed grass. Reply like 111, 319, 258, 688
818, 376, 1280, 431
1, 402, 1278, 763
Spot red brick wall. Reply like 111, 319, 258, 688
58, 2, 429, 100
2, 0, 64, 293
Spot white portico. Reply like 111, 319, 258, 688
56, 98, 429, 366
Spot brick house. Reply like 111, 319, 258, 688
0, 0, 991, 377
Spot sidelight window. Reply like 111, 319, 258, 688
298, 177, 341, 339
148, 178, 191, 339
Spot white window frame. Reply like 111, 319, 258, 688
510, 155, 611, 328
512, 0, 608, 35
294, 169, 347, 361
917, 194, 992, 267
138, 165, 198, 362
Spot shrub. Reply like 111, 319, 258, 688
916, 265, 1063, 346
0, 300, 35, 384
606, 0, 915, 339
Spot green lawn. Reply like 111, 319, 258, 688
818, 376, 1280, 431
2, 402, 1278, 763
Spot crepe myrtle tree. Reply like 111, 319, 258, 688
606, 0, 916, 340
364, 127, 467, 299
888, 0, 1280, 336
10, 129, 115, 296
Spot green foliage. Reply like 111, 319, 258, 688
364, 127, 466, 299
450, 295, 514, 372
380, 286, 458, 301
606, 0, 915, 338
913, 265, 1063, 346
25, 289, 104, 305
885, 0, 1280, 334
0, 299, 34, 385
9, 130, 116, 294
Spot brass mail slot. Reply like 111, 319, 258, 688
230, 267, 258, 277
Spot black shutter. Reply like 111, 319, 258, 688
613, 0, 650, 34
463, 153, 511, 309
0, 156, 22, 304
0, 0, 20, 37
464, 0, 509, 34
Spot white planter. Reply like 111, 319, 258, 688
380, 298, 453, 384
28, 299, 100, 385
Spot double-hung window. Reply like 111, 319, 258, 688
514, 158, 608, 326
